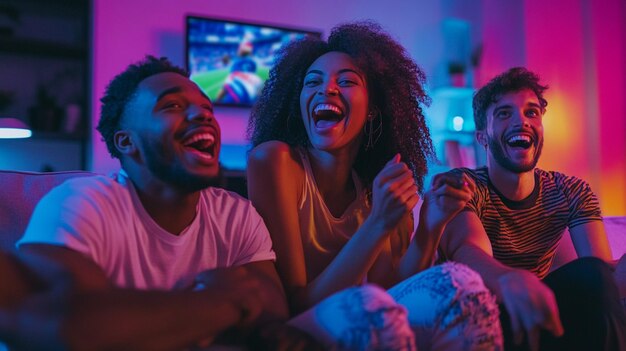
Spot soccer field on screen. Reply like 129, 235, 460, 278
191, 67, 270, 102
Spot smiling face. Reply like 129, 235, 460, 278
299, 51, 369, 155
119, 72, 221, 191
478, 88, 544, 174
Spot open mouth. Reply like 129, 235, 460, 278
313, 103, 345, 129
182, 132, 216, 160
506, 134, 533, 150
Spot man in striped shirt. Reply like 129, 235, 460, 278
440, 67, 625, 351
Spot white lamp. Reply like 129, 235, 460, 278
0, 118, 32, 139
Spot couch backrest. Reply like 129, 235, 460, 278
2, 169, 624, 265
0, 170, 95, 252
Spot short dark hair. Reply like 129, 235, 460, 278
97, 55, 188, 159
473, 67, 548, 130
247, 21, 434, 192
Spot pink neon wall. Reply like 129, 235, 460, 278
479, 0, 626, 215
589, 0, 626, 216
524, 0, 626, 216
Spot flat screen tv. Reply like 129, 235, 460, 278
186, 16, 321, 107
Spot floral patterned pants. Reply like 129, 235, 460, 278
289, 262, 503, 351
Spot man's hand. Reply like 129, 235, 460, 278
370, 154, 420, 231
191, 266, 264, 327
419, 170, 474, 234
497, 270, 564, 351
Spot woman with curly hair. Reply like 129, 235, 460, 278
247, 21, 502, 350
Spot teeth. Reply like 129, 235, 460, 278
183, 133, 215, 146
507, 135, 531, 143
314, 104, 342, 115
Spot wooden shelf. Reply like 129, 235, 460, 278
30, 130, 85, 141
0, 37, 86, 59
0, 0, 90, 171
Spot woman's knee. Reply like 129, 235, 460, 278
389, 262, 492, 309
291, 284, 415, 350
439, 262, 489, 295
389, 263, 503, 350
432, 263, 499, 325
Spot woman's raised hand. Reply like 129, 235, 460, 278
369, 154, 419, 232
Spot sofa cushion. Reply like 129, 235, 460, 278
552, 216, 626, 270
0, 170, 95, 252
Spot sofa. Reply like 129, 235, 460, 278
1, 169, 625, 265
553, 216, 626, 268
0, 170, 94, 252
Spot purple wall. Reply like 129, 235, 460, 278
90, 0, 626, 214
90, 0, 464, 173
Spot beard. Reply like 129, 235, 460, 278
488, 135, 543, 173
142, 138, 221, 192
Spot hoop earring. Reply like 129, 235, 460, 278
364, 107, 382, 150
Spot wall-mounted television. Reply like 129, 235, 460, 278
186, 16, 321, 107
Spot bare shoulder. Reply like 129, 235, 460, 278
247, 141, 306, 205
248, 141, 303, 174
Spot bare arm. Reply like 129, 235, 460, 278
441, 211, 563, 350
399, 172, 475, 279
13, 244, 274, 351
247, 143, 416, 312
0, 251, 41, 309
247, 142, 313, 313
441, 211, 510, 290
569, 221, 612, 261
243, 260, 290, 319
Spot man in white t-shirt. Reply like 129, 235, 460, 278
5, 56, 319, 350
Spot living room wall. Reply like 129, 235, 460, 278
90, 0, 625, 215
90, 0, 458, 174
523, 0, 626, 216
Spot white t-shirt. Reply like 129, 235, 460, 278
17, 173, 275, 290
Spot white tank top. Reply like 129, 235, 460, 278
296, 148, 371, 281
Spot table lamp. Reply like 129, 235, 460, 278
0, 118, 32, 139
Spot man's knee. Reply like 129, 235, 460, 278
541, 257, 626, 351
546, 256, 618, 306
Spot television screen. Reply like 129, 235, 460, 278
186, 16, 321, 107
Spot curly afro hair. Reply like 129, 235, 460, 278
97, 55, 188, 159
473, 67, 548, 131
247, 21, 434, 192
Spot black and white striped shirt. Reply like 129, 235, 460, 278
459, 167, 602, 279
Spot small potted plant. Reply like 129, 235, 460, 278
0, 4, 19, 38
28, 86, 62, 132
448, 61, 466, 87
470, 44, 483, 87
0, 90, 14, 113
